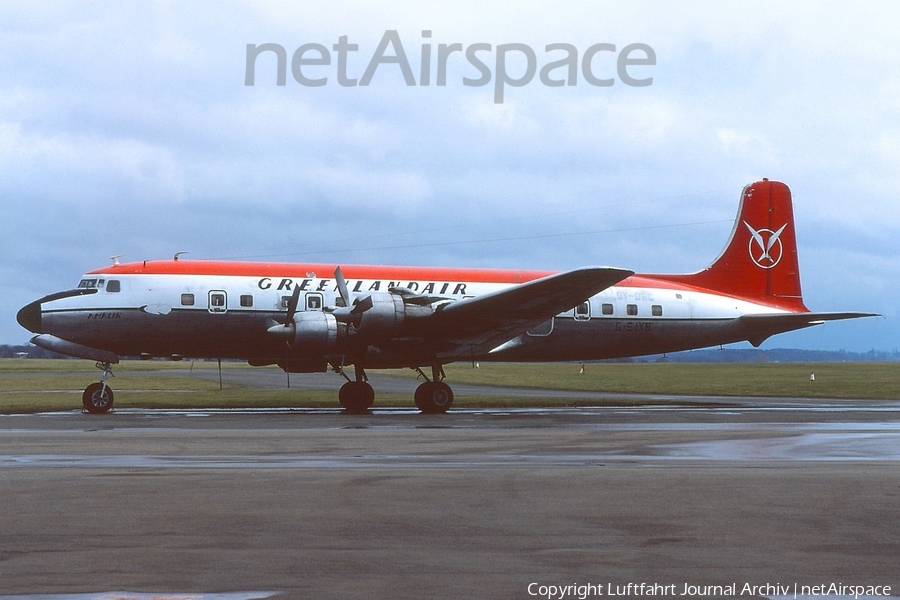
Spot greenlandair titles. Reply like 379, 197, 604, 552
257, 277, 468, 296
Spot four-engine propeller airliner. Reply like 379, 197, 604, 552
17, 179, 876, 414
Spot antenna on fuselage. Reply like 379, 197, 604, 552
110, 255, 122, 266
173, 251, 188, 262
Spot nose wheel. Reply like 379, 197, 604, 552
82, 362, 115, 414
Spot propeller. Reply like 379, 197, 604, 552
267, 285, 301, 340
326, 266, 373, 326
284, 285, 301, 325
268, 267, 376, 341
334, 266, 351, 308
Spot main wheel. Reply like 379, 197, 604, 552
82, 382, 114, 414
414, 381, 454, 414
339, 381, 375, 413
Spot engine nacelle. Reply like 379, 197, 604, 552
289, 311, 345, 352
354, 292, 434, 335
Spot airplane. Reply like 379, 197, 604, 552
17, 178, 876, 414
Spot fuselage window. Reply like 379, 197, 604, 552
240, 294, 253, 307
106, 280, 121, 293
574, 301, 590, 321
181, 293, 195, 306
652, 305, 663, 317
209, 291, 227, 313
626, 304, 638, 316
306, 293, 323, 311
602, 303, 614, 315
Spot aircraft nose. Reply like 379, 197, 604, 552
16, 300, 43, 334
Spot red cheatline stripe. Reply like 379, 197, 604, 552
87, 260, 797, 310
88, 260, 555, 284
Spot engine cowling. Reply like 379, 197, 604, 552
353, 292, 434, 336
267, 311, 346, 353
267, 291, 438, 358
289, 311, 344, 351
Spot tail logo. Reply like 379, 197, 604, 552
744, 221, 787, 269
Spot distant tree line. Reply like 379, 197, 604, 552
0, 344, 69, 359
630, 347, 900, 363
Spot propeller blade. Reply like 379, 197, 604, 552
326, 267, 374, 327
352, 294, 373, 314
267, 287, 301, 345
329, 295, 373, 325
284, 285, 301, 325
334, 266, 351, 308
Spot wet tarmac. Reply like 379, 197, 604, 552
1, 398, 898, 599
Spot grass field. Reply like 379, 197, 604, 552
0, 358, 898, 413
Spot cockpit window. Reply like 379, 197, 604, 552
78, 279, 98, 289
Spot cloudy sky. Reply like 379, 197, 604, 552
1, 1, 896, 351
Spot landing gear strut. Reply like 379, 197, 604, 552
82, 362, 115, 414
337, 363, 375, 413
414, 365, 454, 414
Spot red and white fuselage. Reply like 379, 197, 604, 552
18, 179, 874, 413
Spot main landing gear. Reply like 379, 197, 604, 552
335, 363, 454, 414
336, 364, 375, 413
82, 362, 115, 414
414, 365, 454, 414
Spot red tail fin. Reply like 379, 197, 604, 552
662, 179, 809, 311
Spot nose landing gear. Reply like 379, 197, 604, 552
82, 362, 115, 414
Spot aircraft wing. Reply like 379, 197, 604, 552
427, 266, 633, 358
739, 311, 881, 347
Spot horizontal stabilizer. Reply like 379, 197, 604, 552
739, 311, 880, 347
